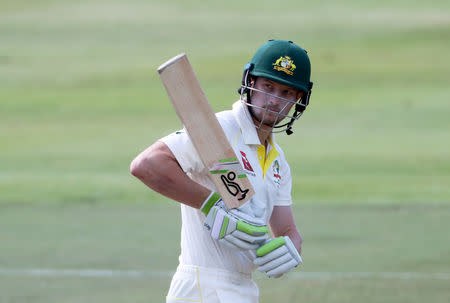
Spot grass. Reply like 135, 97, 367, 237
1, 0, 449, 302
1, 203, 449, 302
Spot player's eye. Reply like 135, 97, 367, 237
283, 90, 295, 97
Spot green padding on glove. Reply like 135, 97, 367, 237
237, 221, 269, 236
256, 236, 286, 257
201, 192, 222, 214
220, 216, 229, 238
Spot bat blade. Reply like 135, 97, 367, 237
158, 53, 254, 209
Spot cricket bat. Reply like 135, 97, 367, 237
157, 53, 255, 209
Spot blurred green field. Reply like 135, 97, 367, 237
1, 0, 449, 302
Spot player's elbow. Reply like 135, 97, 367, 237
130, 156, 146, 179
130, 142, 171, 181
130, 157, 142, 178
131, 141, 179, 189
130, 154, 160, 185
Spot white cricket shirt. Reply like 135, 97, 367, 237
159, 101, 293, 275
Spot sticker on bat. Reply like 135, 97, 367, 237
210, 158, 247, 178
220, 171, 250, 201
210, 158, 250, 200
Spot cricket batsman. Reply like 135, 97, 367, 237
131, 39, 313, 303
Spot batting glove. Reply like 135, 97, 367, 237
201, 192, 269, 250
254, 236, 302, 278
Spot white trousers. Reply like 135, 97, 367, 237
166, 264, 259, 303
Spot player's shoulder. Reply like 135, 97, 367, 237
216, 108, 233, 120
216, 109, 239, 131
215, 109, 241, 144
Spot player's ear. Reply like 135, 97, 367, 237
296, 90, 304, 100
248, 77, 257, 98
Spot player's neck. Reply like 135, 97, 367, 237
256, 129, 270, 148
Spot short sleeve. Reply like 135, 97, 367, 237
159, 129, 205, 174
275, 154, 293, 206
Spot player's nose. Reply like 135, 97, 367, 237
267, 92, 283, 107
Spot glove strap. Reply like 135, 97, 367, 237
200, 191, 221, 215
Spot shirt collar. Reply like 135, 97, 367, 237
232, 100, 276, 146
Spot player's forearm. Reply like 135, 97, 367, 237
269, 206, 303, 254
130, 141, 210, 208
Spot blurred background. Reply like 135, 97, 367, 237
0, 0, 449, 302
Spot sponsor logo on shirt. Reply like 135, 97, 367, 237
240, 151, 256, 176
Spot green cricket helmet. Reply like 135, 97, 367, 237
239, 40, 313, 135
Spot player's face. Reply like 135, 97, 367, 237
249, 77, 303, 129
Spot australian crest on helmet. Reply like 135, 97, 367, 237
273, 56, 296, 76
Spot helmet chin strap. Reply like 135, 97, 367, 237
273, 106, 303, 135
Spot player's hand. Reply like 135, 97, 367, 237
254, 236, 302, 278
201, 192, 270, 250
